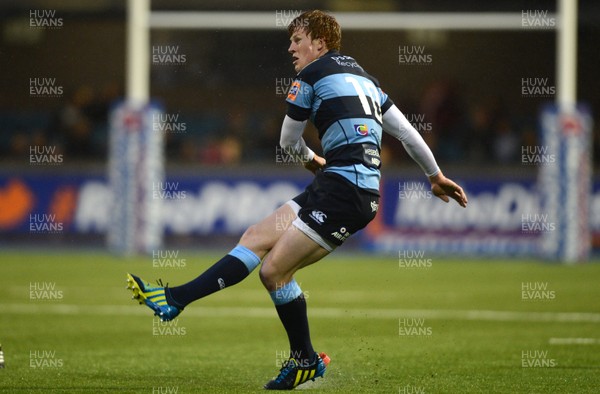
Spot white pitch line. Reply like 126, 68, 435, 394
4, 304, 600, 323
549, 338, 600, 345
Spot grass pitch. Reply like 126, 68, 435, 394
1, 251, 599, 393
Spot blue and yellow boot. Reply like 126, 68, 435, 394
126, 273, 181, 321
264, 352, 330, 390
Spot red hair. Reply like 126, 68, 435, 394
288, 10, 341, 51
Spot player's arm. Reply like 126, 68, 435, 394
382, 104, 467, 207
280, 115, 325, 174
283, 77, 324, 174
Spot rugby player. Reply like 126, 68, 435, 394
126, 10, 467, 390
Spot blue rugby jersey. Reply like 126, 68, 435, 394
285, 51, 394, 195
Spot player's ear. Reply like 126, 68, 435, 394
315, 37, 326, 50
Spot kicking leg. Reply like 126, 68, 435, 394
127, 203, 298, 319
164, 203, 297, 309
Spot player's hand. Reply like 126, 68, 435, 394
304, 154, 326, 174
429, 171, 468, 208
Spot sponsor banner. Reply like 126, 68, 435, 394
0, 174, 305, 236
363, 176, 598, 256
0, 175, 99, 235
1, 174, 600, 256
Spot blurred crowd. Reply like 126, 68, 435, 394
2, 80, 597, 168
4, 83, 121, 161
383, 80, 539, 167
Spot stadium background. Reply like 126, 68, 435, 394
2, 0, 599, 256
1, 1, 600, 393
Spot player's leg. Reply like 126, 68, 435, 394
261, 226, 331, 390
259, 228, 329, 290
163, 203, 297, 309
261, 226, 329, 358
263, 172, 380, 389
127, 203, 297, 320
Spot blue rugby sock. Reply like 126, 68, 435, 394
271, 280, 315, 364
166, 245, 260, 309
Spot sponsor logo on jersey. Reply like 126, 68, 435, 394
331, 55, 361, 69
309, 210, 327, 224
354, 124, 369, 136
287, 81, 301, 101
364, 147, 381, 167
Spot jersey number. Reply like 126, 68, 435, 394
345, 76, 382, 123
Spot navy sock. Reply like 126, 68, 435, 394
166, 246, 260, 309
275, 294, 315, 365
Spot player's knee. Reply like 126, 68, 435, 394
239, 225, 267, 255
239, 224, 259, 245
259, 263, 282, 291
258, 264, 272, 287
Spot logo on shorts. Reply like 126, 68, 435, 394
354, 124, 369, 136
309, 210, 327, 224
370, 201, 379, 212
331, 227, 351, 242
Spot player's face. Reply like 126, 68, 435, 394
288, 29, 325, 73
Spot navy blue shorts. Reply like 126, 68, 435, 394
290, 171, 379, 250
